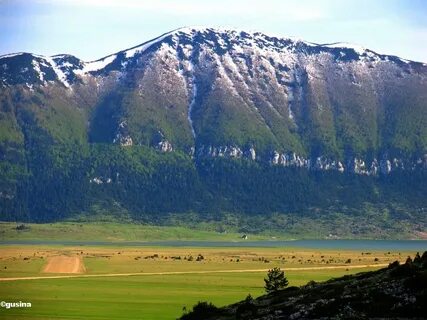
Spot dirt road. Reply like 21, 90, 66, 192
43, 256, 85, 274
0, 263, 388, 281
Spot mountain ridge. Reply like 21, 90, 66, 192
3, 26, 427, 65
0, 27, 426, 225
2, 27, 426, 88
1, 27, 426, 169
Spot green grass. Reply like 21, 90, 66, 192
0, 269, 372, 320
0, 243, 404, 319
0, 258, 46, 278
0, 222, 272, 242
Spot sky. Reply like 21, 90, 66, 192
1, 0, 426, 62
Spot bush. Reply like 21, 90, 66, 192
264, 267, 289, 293
15, 224, 30, 231
388, 260, 400, 269
236, 294, 257, 318
180, 301, 219, 320
196, 254, 204, 261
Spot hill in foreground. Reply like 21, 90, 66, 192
181, 252, 427, 319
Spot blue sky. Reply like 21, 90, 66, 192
1, 0, 426, 62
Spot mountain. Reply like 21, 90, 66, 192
180, 252, 427, 319
0, 27, 426, 234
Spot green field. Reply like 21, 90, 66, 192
0, 222, 272, 242
0, 243, 411, 319
0, 223, 417, 319
0, 269, 375, 320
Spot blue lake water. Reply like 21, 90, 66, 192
1, 239, 427, 251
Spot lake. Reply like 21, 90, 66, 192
1, 239, 427, 251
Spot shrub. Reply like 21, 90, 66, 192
180, 301, 219, 320
236, 294, 257, 318
15, 224, 30, 231
196, 254, 204, 261
264, 267, 289, 293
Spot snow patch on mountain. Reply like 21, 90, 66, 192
124, 31, 176, 58
187, 60, 197, 139
0, 52, 26, 59
323, 42, 366, 55
31, 60, 44, 81
43, 56, 70, 87
79, 54, 117, 73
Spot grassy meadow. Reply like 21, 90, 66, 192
0, 221, 271, 242
0, 222, 420, 319
0, 269, 379, 320
0, 244, 415, 319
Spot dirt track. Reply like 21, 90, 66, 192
0, 263, 388, 281
43, 256, 85, 274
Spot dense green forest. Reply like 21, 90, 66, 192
1, 138, 425, 232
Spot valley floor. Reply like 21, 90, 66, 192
0, 244, 418, 319
1, 218, 426, 242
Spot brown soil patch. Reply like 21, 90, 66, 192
43, 256, 85, 274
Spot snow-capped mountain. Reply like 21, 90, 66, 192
1, 27, 426, 224
2, 27, 425, 86
1, 27, 426, 175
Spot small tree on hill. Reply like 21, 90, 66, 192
264, 267, 288, 293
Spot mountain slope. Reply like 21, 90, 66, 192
2, 27, 426, 164
0, 27, 426, 229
